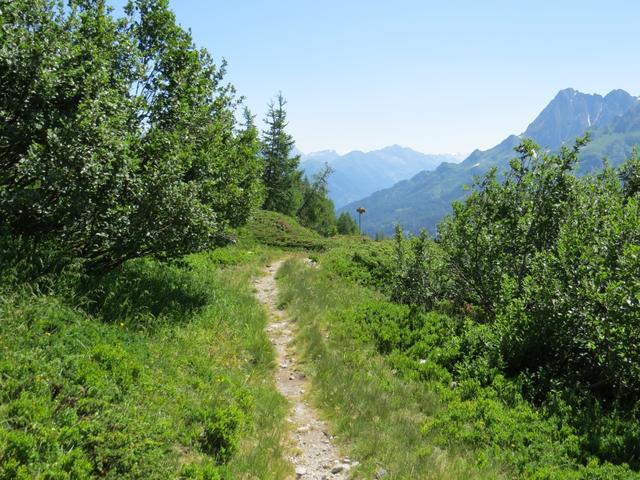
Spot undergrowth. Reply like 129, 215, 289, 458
0, 245, 290, 479
277, 259, 503, 479
277, 257, 640, 479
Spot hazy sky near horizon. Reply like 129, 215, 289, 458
110, 0, 640, 155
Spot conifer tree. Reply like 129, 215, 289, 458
261, 93, 302, 215
336, 212, 358, 235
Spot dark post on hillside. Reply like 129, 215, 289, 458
356, 207, 366, 235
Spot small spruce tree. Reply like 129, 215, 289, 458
260, 93, 302, 215
336, 212, 358, 235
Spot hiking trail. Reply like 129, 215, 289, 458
254, 259, 356, 480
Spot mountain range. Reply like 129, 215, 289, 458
300, 146, 461, 208
338, 88, 640, 236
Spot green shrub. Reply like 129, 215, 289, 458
391, 226, 454, 310
181, 461, 222, 480
438, 137, 586, 314
375, 139, 640, 470
495, 167, 640, 400
197, 406, 245, 463
322, 239, 395, 292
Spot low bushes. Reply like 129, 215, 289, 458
324, 296, 640, 478
314, 141, 640, 475
0, 247, 289, 479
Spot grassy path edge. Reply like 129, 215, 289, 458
276, 257, 505, 480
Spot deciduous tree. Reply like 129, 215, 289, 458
0, 0, 263, 274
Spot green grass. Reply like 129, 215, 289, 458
239, 210, 328, 251
276, 258, 504, 479
0, 245, 291, 479
4, 213, 636, 479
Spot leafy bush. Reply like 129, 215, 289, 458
196, 406, 245, 463
391, 226, 453, 310
0, 0, 263, 275
496, 168, 640, 399
181, 461, 222, 480
320, 138, 640, 474
438, 137, 586, 314
429, 138, 640, 402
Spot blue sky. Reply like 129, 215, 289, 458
110, 0, 640, 155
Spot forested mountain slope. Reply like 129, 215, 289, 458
301, 146, 459, 208
339, 88, 640, 235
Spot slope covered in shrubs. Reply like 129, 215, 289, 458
241, 210, 328, 251
280, 139, 640, 478
0, 248, 290, 479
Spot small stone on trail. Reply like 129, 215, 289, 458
376, 468, 389, 478
295, 466, 307, 477
330, 465, 344, 473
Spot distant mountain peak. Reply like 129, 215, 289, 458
524, 88, 638, 148
380, 144, 411, 153
305, 149, 338, 158
605, 88, 634, 99
557, 87, 578, 96
348, 144, 417, 156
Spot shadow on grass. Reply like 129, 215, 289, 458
77, 258, 212, 330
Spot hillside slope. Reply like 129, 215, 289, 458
0, 246, 292, 479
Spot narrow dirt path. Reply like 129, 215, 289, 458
254, 259, 355, 480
